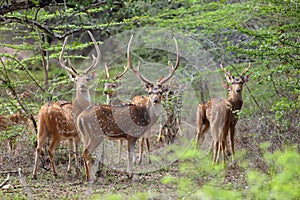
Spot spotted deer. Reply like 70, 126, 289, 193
104, 63, 153, 165
195, 63, 251, 164
76, 35, 180, 181
32, 31, 100, 179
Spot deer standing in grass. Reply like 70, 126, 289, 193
76, 35, 180, 181
0, 111, 28, 154
104, 64, 151, 164
32, 31, 100, 179
195, 63, 251, 164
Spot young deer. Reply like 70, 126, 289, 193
32, 31, 100, 179
76, 35, 180, 181
195, 63, 251, 164
104, 64, 151, 165
0, 111, 28, 154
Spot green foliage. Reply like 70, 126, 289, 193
159, 144, 300, 200
271, 96, 299, 129
246, 145, 300, 199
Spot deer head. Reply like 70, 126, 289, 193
59, 31, 101, 104
127, 35, 180, 106
221, 63, 251, 95
103, 62, 128, 102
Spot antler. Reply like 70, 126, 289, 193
127, 35, 153, 85
159, 37, 180, 85
220, 62, 234, 83
84, 31, 101, 74
104, 62, 110, 79
240, 62, 251, 77
128, 35, 179, 85
114, 65, 128, 80
59, 31, 101, 76
105, 62, 128, 81
220, 63, 232, 78
59, 36, 78, 77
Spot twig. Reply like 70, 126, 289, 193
18, 168, 33, 199
0, 173, 10, 188
0, 171, 18, 174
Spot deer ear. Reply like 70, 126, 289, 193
89, 71, 96, 80
68, 74, 76, 82
243, 75, 250, 82
162, 85, 170, 92
225, 74, 233, 83
143, 83, 151, 92
223, 82, 230, 90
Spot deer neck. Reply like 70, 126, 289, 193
147, 100, 161, 124
73, 90, 92, 115
107, 93, 122, 105
227, 92, 243, 111
106, 94, 111, 105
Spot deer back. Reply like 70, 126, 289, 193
78, 103, 151, 139
206, 98, 233, 137
39, 101, 77, 138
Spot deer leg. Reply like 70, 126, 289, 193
229, 126, 235, 162
196, 124, 209, 148
145, 138, 151, 164
47, 137, 60, 177
138, 138, 144, 165
118, 139, 123, 164
221, 140, 226, 166
195, 107, 203, 147
216, 141, 221, 164
157, 123, 163, 142
67, 138, 73, 173
32, 124, 47, 179
82, 138, 102, 182
127, 137, 138, 178
196, 104, 208, 147
212, 141, 218, 165
82, 148, 92, 182
74, 136, 80, 174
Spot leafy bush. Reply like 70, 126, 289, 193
159, 143, 300, 200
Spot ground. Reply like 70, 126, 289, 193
0, 117, 297, 199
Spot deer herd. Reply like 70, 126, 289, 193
1, 31, 251, 182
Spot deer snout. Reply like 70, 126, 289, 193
153, 96, 160, 104
235, 87, 241, 93
80, 83, 86, 88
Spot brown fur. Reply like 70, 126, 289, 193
32, 101, 80, 179
195, 65, 250, 164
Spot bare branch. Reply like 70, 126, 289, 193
0, 173, 10, 189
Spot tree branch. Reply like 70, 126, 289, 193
0, 16, 105, 39
0, 173, 10, 189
